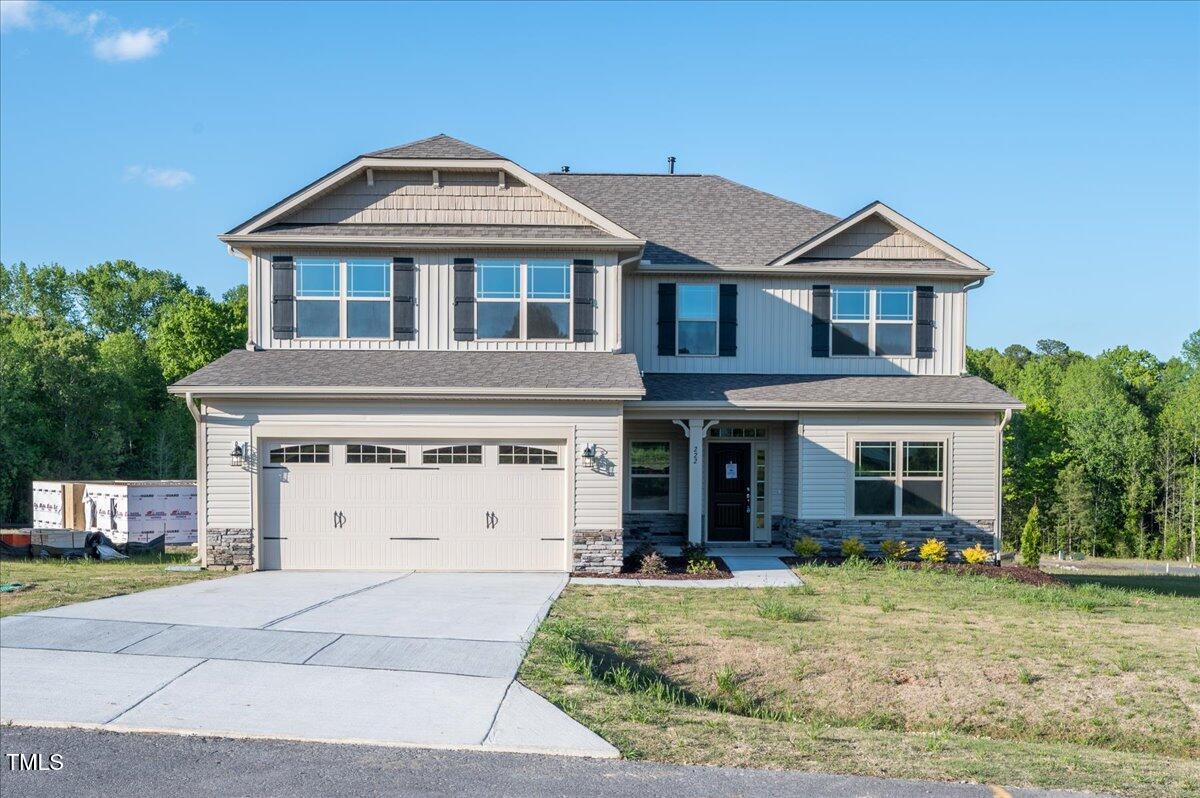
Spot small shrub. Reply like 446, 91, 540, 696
686, 557, 718, 575
880, 538, 911, 561
919, 537, 948, 563
962, 543, 990, 564
840, 536, 867, 559
680, 543, 708, 562
638, 551, 667, 576
1021, 505, 1043, 568
792, 536, 822, 559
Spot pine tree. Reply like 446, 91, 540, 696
1021, 505, 1043, 568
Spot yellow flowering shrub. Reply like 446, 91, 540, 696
918, 537, 948, 563
962, 543, 990, 564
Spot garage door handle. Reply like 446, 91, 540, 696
333, 511, 346, 529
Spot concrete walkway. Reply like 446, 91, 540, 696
573, 546, 801, 588
0, 571, 616, 758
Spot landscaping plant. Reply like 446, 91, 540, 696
792, 536, 822, 559
918, 537, 948, 563
880, 538, 911, 561
840, 536, 867, 559
685, 557, 718, 575
961, 543, 990, 564
1021, 504, 1043, 568
638, 551, 667, 576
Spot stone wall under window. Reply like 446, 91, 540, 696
206, 527, 254, 570
622, 513, 686, 552
773, 516, 996, 556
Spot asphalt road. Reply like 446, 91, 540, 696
0, 726, 1104, 798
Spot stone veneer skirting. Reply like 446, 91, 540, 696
622, 513, 687, 551
206, 527, 254, 570
772, 516, 996, 556
573, 528, 623, 573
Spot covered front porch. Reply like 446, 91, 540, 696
622, 411, 800, 551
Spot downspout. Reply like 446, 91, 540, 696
614, 249, 644, 353
227, 245, 255, 350
960, 277, 986, 375
995, 407, 1013, 563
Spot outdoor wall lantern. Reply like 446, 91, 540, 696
230, 442, 244, 467
581, 443, 596, 466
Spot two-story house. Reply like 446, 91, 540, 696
169, 134, 1022, 573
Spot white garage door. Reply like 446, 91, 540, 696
260, 440, 567, 571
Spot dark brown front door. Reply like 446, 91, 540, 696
707, 442, 751, 541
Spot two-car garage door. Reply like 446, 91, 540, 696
260, 440, 566, 571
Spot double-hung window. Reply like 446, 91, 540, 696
294, 257, 391, 339
677, 284, 718, 355
629, 442, 670, 511
830, 286, 914, 357
476, 259, 571, 340
853, 440, 945, 517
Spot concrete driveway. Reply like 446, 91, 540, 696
0, 571, 615, 757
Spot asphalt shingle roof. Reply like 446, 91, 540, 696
254, 223, 622, 241
540, 173, 839, 268
642, 373, 1021, 407
172, 350, 645, 396
366, 134, 503, 160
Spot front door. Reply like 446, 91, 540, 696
707, 442, 751, 542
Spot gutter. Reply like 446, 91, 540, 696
628, 400, 1025, 412
633, 264, 994, 278
167, 385, 645, 400
218, 235, 645, 249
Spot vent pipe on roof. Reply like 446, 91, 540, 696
561, 165, 570, 173
667, 156, 676, 174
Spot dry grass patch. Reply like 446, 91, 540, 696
521, 564, 1200, 798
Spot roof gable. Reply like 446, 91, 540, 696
366, 134, 503, 160
770, 201, 992, 273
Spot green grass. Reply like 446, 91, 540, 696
1, 549, 229, 616
521, 563, 1200, 798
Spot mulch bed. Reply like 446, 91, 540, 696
781, 556, 1060, 587
573, 556, 733, 580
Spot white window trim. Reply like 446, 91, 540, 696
498, 443, 561, 466
420, 443, 485, 466
475, 259, 573, 342
675, 283, 720, 357
848, 435, 948, 519
267, 442, 332, 465
293, 256, 393, 341
345, 442, 407, 465
627, 440, 672, 514
829, 285, 915, 359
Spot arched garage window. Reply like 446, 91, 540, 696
422, 444, 483, 465
499, 445, 558, 465
347, 444, 406, 464
268, 444, 330, 464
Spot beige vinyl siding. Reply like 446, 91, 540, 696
254, 250, 620, 352
281, 169, 593, 227
200, 400, 622, 535
799, 412, 1000, 520
624, 274, 966, 375
805, 216, 949, 260
782, 421, 800, 517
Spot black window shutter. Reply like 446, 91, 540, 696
453, 258, 475, 341
718, 283, 737, 357
657, 283, 676, 356
271, 256, 295, 340
811, 284, 831, 358
392, 257, 415, 341
572, 259, 595, 343
916, 285, 935, 359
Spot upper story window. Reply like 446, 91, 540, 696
295, 258, 391, 339
476, 259, 571, 340
831, 286, 914, 357
677, 284, 718, 355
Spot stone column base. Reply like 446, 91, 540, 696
572, 528, 623, 573
205, 527, 254, 569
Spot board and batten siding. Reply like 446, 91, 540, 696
199, 400, 623, 535
799, 412, 1000, 520
281, 169, 593, 227
623, 274, 966, 376
251, 250, 620, 352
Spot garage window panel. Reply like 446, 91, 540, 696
499, 444, 558, 465
269, 444, 330, 464
422, 444, 483, 465
347, 444, 406, 464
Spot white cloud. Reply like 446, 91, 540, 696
0, 0, 37, 32
124, 166, 194, 190
2, 1, 168, 62
93, 27, 167, 61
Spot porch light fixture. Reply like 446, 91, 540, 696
230, 442, 244, 467
581, 444, 596, 466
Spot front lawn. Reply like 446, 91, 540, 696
1, 549, 230, 617
521, 563, 1200, 798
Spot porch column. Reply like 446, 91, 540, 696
687, 418, 706, 545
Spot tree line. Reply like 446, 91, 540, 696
0, 261, 245, 524
969, 336, 1199, 561
2, 260, 1197, 560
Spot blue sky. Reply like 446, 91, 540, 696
2, 0, 1197, 358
